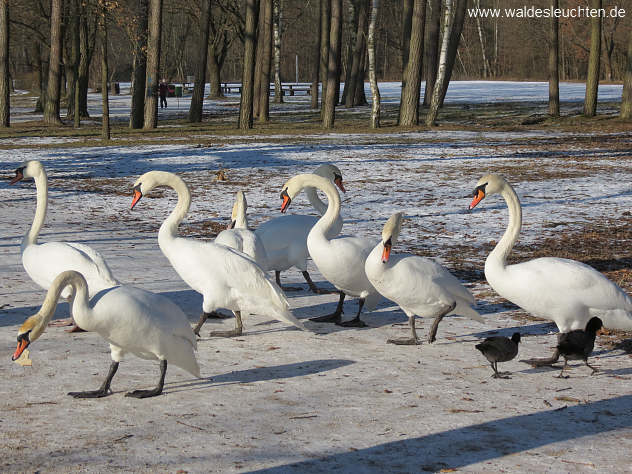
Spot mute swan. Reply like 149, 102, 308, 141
556, 316, 602, 378
9, 160, 119, 332
475, 333, 521, 379
280, 173, 380, 327
12, 270, 199, 398
256, 164, 345, 293
131, 170, 305, 337
215, 191, 268, 269
365, 213, 484, 344
469, 174, 632, 360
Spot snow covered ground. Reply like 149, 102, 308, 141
1, 83, 632, 472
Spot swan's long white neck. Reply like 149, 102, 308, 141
24, 168, 49, 250
157, 173, 191, 240
488, 182, 522, 268
234, 200, 248, 229
296, 175, 340, 239
36, 271, 92, 330
305, 186, 328, 216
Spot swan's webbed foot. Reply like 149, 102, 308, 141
68, 388, 112, 398
126, 360, 166, 398
387, 337, 421, 345
65, 325, 86, 333
521, 349, 560, 367
310, 313, 342, 324
49, 317, 74, 327
337, 316, 367, 328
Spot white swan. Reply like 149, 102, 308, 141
256, 164, 345, 293
9, 160, 119, 331
365, 213, 484, 344
215, 191, 268, 269
469, 174, 632, 337
130, 170, 306, 338
280, 173, 381, 327
12, 270, 199, 398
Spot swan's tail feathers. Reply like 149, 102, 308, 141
264, 275, 307, 331
453, 301, 485, 324
364, 291, 382, 312
168, 340, 201, 378
272, 307, 307, 331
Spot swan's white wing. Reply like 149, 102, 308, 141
65, 242, 119, 286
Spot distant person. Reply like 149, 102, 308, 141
159, 81, 168, 109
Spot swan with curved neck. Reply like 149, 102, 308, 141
13, 270, 199, 398
9, 160, 119, 331
365, 213, 484, 345
256, 164, 345, 294
281, 173, 380, 327
215, 191, 268, 269
469, 174, 632, 360
131, 170, 305, 337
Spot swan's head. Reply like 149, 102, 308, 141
9, 160, 44, 185
229, 191, 247, 228
130, 171, 173, 209
314, 164, 346, 193
381, 212, 403, 263
12, 314, 46, 361
511, 332, 521, 345
469, 174, 507, 210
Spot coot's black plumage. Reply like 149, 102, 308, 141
476, 332, 521, 379
556, 316, 603, 378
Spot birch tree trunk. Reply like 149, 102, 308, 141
548, 0, 559, 117
258, 0, 273, 123
253, 0, 265, 119
423, 0, 441, 106
426, 0, 454, 126
274, 0, 283, 104
143, 0, 163, 129
398, 0, 426, 126
438, 0, 466, 107
99, 1, 110, 140
44, 0, 62, 125
239, 0, 259, 130
188, 0, 212, 122
620, 30, 632, 119
474, 0, 490, 77
322, 0, 342, 128
0, 0, 9, 127
130, 0, 148, 128
368, 0, 380, 128
584, 0, 601, 117
319, 0, 331, 115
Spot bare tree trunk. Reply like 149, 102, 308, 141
368, 0, 380, 128
319, 0, 331, 115
273, 0, 283, 104
341, 0, 357, 106
0, 0, 9, 127
207, 45, 223, 99
401, 0, 413, 75
44, 0, 63, 125
130, 0, 148, 128
399, 0, 426, 126
322, 0, 342, 129
144, 0, 163, 129
78, 11, 92, 118
64, 0, 79, 120
310, 1, 321, 108
253, 0, 265, 119
584, 0, 601, 117
474, 0, 490, 78
548, 0, 559, 117
258, 0, 273, 123
99, 1, 110, 140
423, 0, 441, 106
620, 30, 632, 119
354, 47, 367, 105
239, 0, 259, 130
426, 0, 454, 126
438, 0, 466, 107
189, 0, 211, 122
346, 0, 367, 108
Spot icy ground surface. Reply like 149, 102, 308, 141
1, 90, 632, 471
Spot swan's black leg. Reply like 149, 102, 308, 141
210, 311, 244, 337
427, 302, 456, 343
126, 360, 167, 398
69, 361, 119, 398
387, 316, 421, 345
193, 311, 230, 336
338, 298, 368, 328
311, 292, 345, 323
276, 270, 303, 292
302, 271, 334, 294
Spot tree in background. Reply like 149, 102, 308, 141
426, 0, 454, 126
621, 29, 632, 120
128, 0, 149, 129
257, 0, 273, 123
322, 0, 342, 128
0, 0, 9, 127
548, 0, 559, 117
44, 0, 62, 125
423, 0, 440, 106
99, 0, 110, 140
438, 0, 466, 107
345, 0, 367, 108
239, 0, 258, 130
583, 0, 601, 117
189, 0, 212, 123
398, 0, 425, 126
143, 0, 163, 129
273, 0, 283, 104
63, 0, 80, 122
319, 0, 331, 114
310, 0, 321, 108
367, 0, 380, 128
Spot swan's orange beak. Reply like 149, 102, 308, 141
131, 188, 142, 209
280, 189, 291, 213
469, 188, 485, 210
381, 241, 392, 263
9, 168, 24, 185
334, 177, 346, 193
12, 336, 29, 361
228, 220, 236, 229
